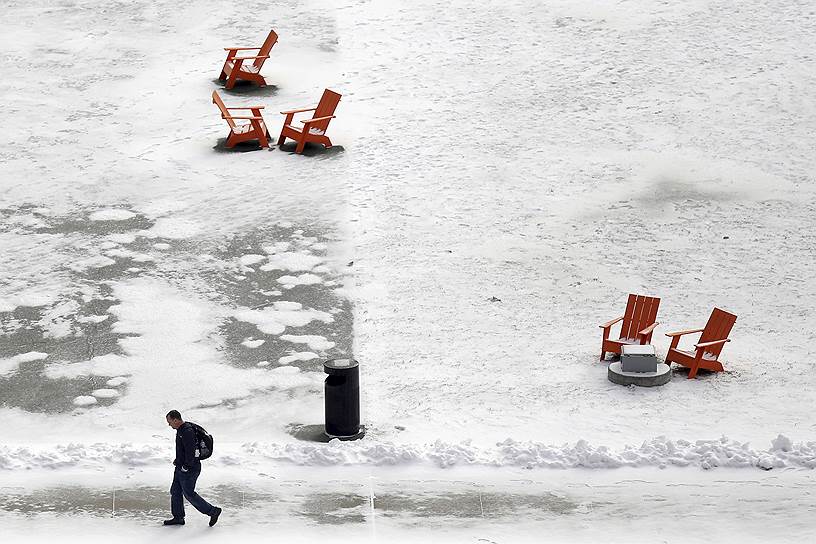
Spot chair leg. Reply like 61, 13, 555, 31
249, 121, 268, 149
600, 328, 610, 362
295, 139, 306, 154
219, 68, 227, 81
687, 352, 705, 379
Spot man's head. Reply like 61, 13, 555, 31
166, 410, 183, 429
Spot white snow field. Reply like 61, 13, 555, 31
1, 0, 815, 541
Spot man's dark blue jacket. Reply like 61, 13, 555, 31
174, 422, 201, 472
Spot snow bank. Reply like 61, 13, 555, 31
107, 233, 136, 244
103, 248, 154, 262
0, 291, 58, 310
138, 217, 200, 239
278, 273, 323, 288
279, 351, 320, 364
2, 435, 814, 472
0, 352, 48, 376
239, 254, 267, 266
76, 314, 110, 324
68, 255, 116, 272
241, 338, 266, 348
89, 209, 136, 221
280, 334, 336, 351
234, 302, 333, 336
0, 443, 168, 470
243, 435, 816, 470
91, 389, 120, 399
261, 251, 323, 272
490, 435, 816, 470
44, 353, 129, 379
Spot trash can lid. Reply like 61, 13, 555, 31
323, 358, 359, 375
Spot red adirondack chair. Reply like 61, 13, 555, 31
219, 30, 278, 90
665, 308, 737, 379
278, 89, 341, 154
599, 294, 660, 361
212, 91, 269, 148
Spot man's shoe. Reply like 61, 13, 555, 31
163, 518, 185, 526
209, 507, 222, 527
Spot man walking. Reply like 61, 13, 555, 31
163, 410, 222, 527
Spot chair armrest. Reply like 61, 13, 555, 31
665, 327, 704, 337
301, 115, 336, 124
695, 339, 730, 349
227, 106, 266, 110
222, 115, 264, 120
638, 322, 659, 336
599, 316, 623, 329
232, 55, 269, 61
224, 47, 261, 51
280, 107, 316, 115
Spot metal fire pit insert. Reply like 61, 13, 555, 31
621, 344, 658, 373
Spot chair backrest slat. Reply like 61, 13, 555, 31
620, 293, 660, 340
645, 296, 659, 327
212, 91, 236, 129
309, 89, 342, 132
620, 294, 637, 339
255, 30, 278, 69
699, 307, 737, 356
630, 295, 647, 338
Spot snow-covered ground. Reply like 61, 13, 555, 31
1, 0, 815, 541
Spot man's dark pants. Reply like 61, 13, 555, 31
170, 467, 215, 518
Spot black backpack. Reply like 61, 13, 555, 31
189, 422, 214, 461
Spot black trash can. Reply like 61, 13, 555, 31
323, 358, 360, 438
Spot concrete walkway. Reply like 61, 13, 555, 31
1, 466, 814, 543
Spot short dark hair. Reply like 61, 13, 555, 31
166, 410, 182, 420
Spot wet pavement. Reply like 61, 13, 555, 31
0, 469, 814, 541
0, 481, 592, 523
